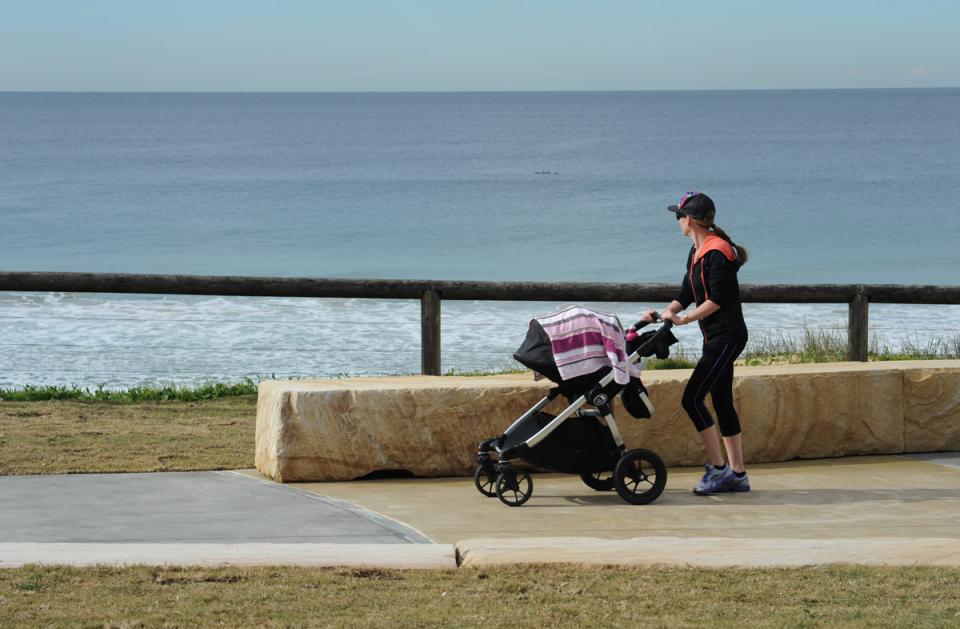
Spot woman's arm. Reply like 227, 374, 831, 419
646, 299, 719, 325
668, 299, 720, 326
667, 252, 730, 325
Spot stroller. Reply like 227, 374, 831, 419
474, 309, 677, 507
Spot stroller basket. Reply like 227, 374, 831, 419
498, 411, 619, 475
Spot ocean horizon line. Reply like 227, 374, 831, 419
2, 86, 959, 95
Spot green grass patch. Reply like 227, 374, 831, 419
743, 328, 960, 366
645, 356, 698, 370
444, 366, 527, 377
0, 379, 259, 403
0, 397, 255, 475
743, 328, 849, 365
1, 564, 958, 627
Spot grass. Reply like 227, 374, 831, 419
741, 328, 850, 365
645, 356, 698, 370
741, 328, 959, 367
0, 396, 255, 475
444, 366, 527, 377
1, 564, 958, 627
0, 378, 259, 403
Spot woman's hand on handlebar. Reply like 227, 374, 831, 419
660, 311, 684, 325
640, 308, 659, 323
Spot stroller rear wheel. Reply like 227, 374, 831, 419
579, 470, 615, 491
495, 470, 533, 507
614, 448, 667, 505
473, 464, 498, 497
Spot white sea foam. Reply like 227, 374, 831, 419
0, 293, 958, 389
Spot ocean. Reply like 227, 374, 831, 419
1, 90, 959, 388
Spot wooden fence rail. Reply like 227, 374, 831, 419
2, 272, 960, 374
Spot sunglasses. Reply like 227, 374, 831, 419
675, 212, 687, 221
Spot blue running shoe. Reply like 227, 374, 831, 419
721, 472, 751, 493
693, 463, 735, 495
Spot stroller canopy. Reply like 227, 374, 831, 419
513, 318, 561, 382
513, 306, 638, 385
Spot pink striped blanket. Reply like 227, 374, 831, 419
534, 305, 641, 385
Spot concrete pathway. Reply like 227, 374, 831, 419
456, 536, 960, 567
905, 451, 960, 470
0, 543, 455, 569
0, 470, 429, 544
279, 454, 960, 543
275, 453, 960, 567
2, 454, 958, 569
0, 470, 455, 569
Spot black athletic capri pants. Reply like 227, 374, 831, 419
681, 340, 746, 437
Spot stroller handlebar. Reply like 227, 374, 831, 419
626, 313, 672, 341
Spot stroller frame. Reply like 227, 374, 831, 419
475, 319, 674, 507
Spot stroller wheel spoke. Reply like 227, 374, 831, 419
614, 449, 668, 505
495, 470, 533, 507
474, 464, 499, 497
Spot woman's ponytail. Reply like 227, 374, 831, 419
710, 224, 749, 266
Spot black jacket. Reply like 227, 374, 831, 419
675, 240, 748, 345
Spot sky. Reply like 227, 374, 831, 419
1, 1, 958, 92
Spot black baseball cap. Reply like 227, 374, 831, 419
667, 191, 716, 220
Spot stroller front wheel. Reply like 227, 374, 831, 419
579, 470, 615, 491
495, 470, 533, 507
614, 448, 667, 505
473, 464, 498, 497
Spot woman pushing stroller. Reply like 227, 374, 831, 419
643, 191, 751, 495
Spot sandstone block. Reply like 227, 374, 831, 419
904, 364, 960, 452
617, 365, 905, 466
256, 362, 960, 482
255, 377, 551, 482
734, 367, 904, 462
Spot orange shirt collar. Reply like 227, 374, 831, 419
693, 234, 736, 265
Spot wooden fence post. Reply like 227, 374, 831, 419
421, 288, 441, 375
847, 287, 869, 362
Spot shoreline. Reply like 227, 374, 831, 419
2, 294, 960, 391
3, 350, 960, 402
